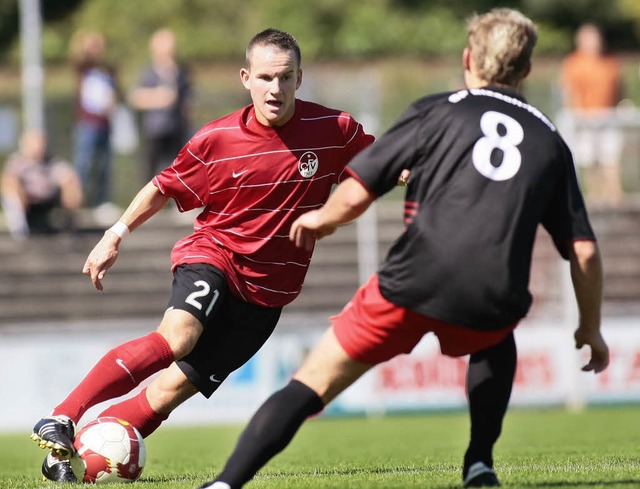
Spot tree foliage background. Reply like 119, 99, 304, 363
1, 0, 639, 69
1, 0, 640, 204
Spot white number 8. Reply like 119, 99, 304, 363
472, 111, 523, 181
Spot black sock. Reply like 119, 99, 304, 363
463, 332, 516, 477
215, 379, 324, 488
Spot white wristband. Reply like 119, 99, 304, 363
109, 221, 130, 239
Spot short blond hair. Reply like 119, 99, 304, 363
467, 8, 537, 85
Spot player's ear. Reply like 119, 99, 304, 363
240, 68, 251, 89
462, 47, 472, 71
296, 68, 303, 90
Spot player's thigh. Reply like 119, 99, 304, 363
177, 294, 282, 398
294, 327, 371, 405
157, 309, 204, 358
161, 263, 230, 357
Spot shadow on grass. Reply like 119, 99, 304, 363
137, 470, 640, 488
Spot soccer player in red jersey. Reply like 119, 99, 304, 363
31, 28, 374, 482
197, 10, 610, 489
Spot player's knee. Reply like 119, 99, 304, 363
158, 329, 199, 359
156, 311, 203, 359
146, 376, 197, 413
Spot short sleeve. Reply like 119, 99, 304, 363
335, 114, 375, 183
541, 142, 596, 259
348, 103, 422, 196
153, 141, 209, 212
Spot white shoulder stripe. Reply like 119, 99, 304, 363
300, 114, 351, 122
192, 126, 241, 139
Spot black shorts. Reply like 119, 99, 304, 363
169, 264, 282, 397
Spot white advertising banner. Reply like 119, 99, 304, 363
1, 318, 639, 433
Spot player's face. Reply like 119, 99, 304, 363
241, 44, 302, 127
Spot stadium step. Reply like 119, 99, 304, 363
0, 199, 639, 326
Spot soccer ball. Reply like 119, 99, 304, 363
70, 417, 146, 483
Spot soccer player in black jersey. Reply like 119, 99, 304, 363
197, 9, 609, 489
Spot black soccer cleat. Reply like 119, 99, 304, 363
31, 415, 76, 459
463, 461, 501, 487
42, 453, 78, 482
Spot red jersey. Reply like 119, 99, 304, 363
154, 99, 374, 307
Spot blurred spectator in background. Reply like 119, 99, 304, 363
1, 130, 82, 240
69, 30, 121, 224
128, 28, 192, 184
560, 23, 625, 205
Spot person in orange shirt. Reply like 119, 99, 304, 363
560, 23, 624, 205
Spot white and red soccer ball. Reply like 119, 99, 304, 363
70, 417, 146, 483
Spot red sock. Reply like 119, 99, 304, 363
52, 332, 173, 424
98, 388, 169, 438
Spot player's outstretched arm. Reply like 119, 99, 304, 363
568, 239, 609, 373
83, 182, 170, 291
290, 177, 376, 251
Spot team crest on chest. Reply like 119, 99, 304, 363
298, 151, 319, 178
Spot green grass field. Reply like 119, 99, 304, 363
2, 405, 639, 488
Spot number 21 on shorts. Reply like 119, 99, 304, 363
185, 280, 220, 317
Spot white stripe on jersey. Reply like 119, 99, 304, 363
171, 166, 206, 206
300, 114, 351, 122
247, 203, 322, 212
189, 143, 356, 165
245, 281, 300, 295
242, 255, 308, 267
207, 173, 336, 196
223, 229, 291, 241
191, 125, 241, 139
180, 254, 213, 261
209, 234, 224, 246
187, 117, 364, 166
227, 274, 248, 302
207, 203, 322, 217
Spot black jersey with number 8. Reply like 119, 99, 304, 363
347, 86, 595, 330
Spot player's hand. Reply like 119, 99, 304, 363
574, 326, 609, 373
290, 210, 337, 251
397, 169, 411, 187
82, 231, 121, 291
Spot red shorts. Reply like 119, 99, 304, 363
332, 275, 517, 365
